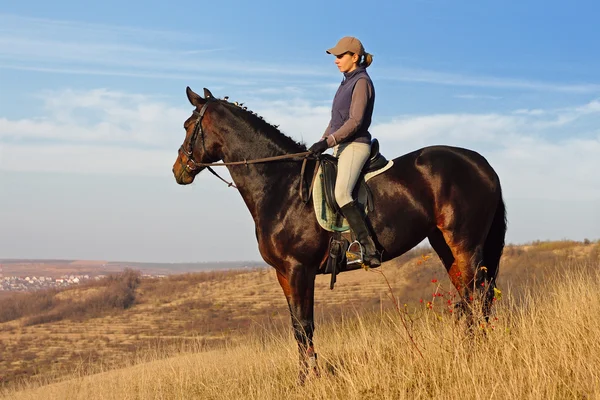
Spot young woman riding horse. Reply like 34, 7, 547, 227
172, 38, 506, 383
308, 36, 381, 268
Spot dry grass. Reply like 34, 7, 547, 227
1, 241, 599, 398
3, 253, 600, 399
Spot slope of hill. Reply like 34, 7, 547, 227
0, 240, 598, 394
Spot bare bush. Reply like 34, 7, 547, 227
20, 269, 141, 326
0, 289, 58, 323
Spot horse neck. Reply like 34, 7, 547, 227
217, 112, 307, 220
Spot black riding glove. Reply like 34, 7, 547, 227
308, 139, 328, 154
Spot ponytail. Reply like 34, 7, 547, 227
361, 52, 373, 68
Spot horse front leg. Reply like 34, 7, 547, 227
276, 267, 319, 384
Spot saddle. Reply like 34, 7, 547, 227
313, 139, 393, 232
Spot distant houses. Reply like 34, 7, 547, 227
1, 274, 93, 292
0, 273, 162, 293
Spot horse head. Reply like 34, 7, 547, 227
173, 86, 226, 185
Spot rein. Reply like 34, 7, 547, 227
179, 98, 320, 198
192, 151, 314, 191
188, 151, 312, 167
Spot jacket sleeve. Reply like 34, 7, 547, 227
326, 78, 372, 147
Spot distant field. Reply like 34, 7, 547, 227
0, 259, 268, 278
0, 240, 598, 396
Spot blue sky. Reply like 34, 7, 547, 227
1, 1, 599, 262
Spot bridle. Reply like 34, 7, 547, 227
178, 98, 215, 173
177, 98, 318, 198
178, 97, 242, 187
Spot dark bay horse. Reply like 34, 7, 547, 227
172, 87, 507, 381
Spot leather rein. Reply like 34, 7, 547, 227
178, 98, 320, 202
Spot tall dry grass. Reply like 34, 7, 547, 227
3, 258, 599, 400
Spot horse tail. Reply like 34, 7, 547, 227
480, 182, 506, 319
483, 183, 507, 285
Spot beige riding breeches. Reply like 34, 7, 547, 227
333, 141, 371, 208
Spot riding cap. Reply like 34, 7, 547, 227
326, 36, 365, 56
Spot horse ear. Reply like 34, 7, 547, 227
203, 88, 214, 99
186, 86, 205, 107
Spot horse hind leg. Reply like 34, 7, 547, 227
428, 229, 471, 303
431, 229, 488, 324
451, 238, 497, 323
428, 229, 456, 283
428, 230, 463, 317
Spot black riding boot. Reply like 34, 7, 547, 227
340, 201, 381, 268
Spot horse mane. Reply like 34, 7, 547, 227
217, 97, 308, 153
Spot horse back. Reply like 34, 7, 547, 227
383, 145, 500, 195
366, 145, 502, 256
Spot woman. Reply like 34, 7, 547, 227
308, 36, 381, 268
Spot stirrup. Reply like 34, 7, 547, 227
346, 240, 367, 267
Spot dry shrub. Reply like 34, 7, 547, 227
21, 269, 141, 326
0, 289, 58, 323
92, 268, 140, 310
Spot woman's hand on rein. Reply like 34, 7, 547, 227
308, 139, 329, 154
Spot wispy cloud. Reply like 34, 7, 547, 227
3, 14, 599, 95
370, 100, 600, 200
374, 99, 600, 143
454, 94, 503, 100
0, 13, 192, 42
1, 87, 599, 201
0, 89, 187, 148
0, 14, 330, 81
379, 66, 600, 93
0, 143, 176, 176
0, 63, 264, 86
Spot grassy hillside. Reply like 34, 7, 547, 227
1, 240, 599, 398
